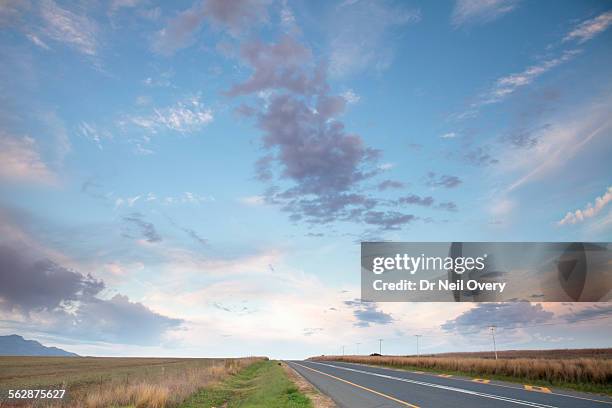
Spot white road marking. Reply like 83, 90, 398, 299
308, 361, 559, 408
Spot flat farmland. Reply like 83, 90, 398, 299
0, 356, 264, 407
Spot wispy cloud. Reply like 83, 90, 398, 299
503, 100, 612, 192
453, 8, 612, 119
240, 195, 266, 206
558, 186, 612, 226
563, 11, 612, 44
342, 89, 361, 104
39, 0, 99, 56
25, 32, 51, 50
0, 132, 56, 185
125, 96, 213, 133
452, 0, 519, 28
122, 212, 162, 243
329, 0, 420, 77
481, 50, 580, 106
78, 121, 111, 150
115, 192, 214, 208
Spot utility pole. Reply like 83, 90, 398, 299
342, 345, 345, 356
356, 342, 361, 355
489, 326, 498, 360
414, 335, 422, 357
378, 339, 383, 355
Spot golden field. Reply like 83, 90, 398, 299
0, 356, 264, 407
312, 350, 612, 393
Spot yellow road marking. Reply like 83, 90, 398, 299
292, 362, 420, 408
437, 374, 453, 378
333, 361, 612, 405
472, 378, 490, 384
524, 385, 551, 393
412, 371, 425, 374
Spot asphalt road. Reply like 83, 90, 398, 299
287, 360, 612, 408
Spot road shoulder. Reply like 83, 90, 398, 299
282, 361, 337, 408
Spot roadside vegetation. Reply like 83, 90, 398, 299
0, 356, 264, 407
180, 360, 312, 408
312, 351, 612, 395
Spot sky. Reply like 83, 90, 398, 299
0, 0, 611, 359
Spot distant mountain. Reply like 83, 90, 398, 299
0, 334, 78, 357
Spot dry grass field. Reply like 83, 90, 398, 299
0, 356, 264, 407
312, 349, 612, 394
429, 348, 612, 360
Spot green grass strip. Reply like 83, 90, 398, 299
181, 360, 312, 408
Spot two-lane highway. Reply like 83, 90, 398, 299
287, 360, 612, 408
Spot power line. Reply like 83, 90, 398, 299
332, 314, 612, 356
414, 334, 423, 357
489, 325, 498, 360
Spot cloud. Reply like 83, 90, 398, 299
0, 0, 24, 28
442, 303, 553, 333
464, 146, 499, 166
26, 32, 50, 50
125, 96, 213, 133
228, 36, 419, 228
482, 50, 580, 106
377, 180, 405, 191
397, 194, 434, 207
0, 244, 182, 345
342, 89, 361, 104
563, 11, 612, 44
329, 0, 420, 77
303, 327, 323, 336
182, 228, 208, 246
363, 211, 415, 230
0, 132, 56, 184
113, 192, 213, 208
122, 212, 162, 243
204, 0, 270, 34
437, 201, 458, 212
452, 0, 519, 27
71, 294, 183, 345
279, 192, 378, 225
78, 122, 111, 150
501, 124, 551, 149
0, 245, 104, 313
152, 0, 269, 55
426, 172, 462, 188
240, 195, 266, 206
502, 100, 612, 192
344, 299, 394, 327
558, 186, 612, 226
562, 304, 612, 323
227, 36, 323, 96
441, 132, 457, 139
253, 91, 384, 224
39, 0, 99, 55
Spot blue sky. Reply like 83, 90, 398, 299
0, 0, 611, 359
